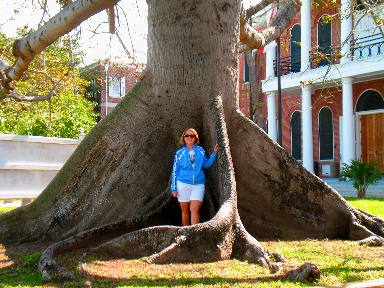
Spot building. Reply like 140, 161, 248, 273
82, 60, 140, 120
239, 0, 384, 177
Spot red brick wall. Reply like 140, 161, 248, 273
279, 4, 340, 61
238, 51, 250, 117
274, 80, 384, 176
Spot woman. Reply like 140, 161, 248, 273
171, 128, 219, 226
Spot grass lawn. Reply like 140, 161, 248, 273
344, 197, 384, 217
0, 207, 17, 214
0, 240, 383, 287
0, 198, 383, 287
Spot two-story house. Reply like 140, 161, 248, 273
240, 0, 384, 177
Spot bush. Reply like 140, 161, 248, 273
340, 160, 382, 198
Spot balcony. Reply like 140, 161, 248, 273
271, 33, 384, 77
352, 33, 384, 59
273, 56, 301, 76
273, 49, 341, 76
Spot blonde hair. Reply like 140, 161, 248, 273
179, 128, 200, 146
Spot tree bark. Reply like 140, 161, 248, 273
0, 0, 383, 282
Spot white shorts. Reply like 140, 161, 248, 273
176, 181, 205, 202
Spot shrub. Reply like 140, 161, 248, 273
340, 160, 382, 198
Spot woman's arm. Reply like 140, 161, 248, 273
202, 145, 219, 169
171, 153, 180, 192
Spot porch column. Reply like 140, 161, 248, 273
265, 41, 277, 79
267, 92, 277, 141
340, 0, 353, 63
301, 0, 312, 71
302, 85, 314, 172
342, 77, 355, 165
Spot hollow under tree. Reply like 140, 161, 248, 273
0, 0, 383, 281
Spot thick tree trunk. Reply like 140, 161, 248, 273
0, 0, 383, 282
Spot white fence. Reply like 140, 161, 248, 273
0, 134, 79, 205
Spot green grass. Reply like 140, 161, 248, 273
0, 197, 383, 287
0, 207, 17, 214
345, 197, 384, 217
0, 240, 383, 287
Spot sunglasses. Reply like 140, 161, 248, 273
184, 134, 195, 139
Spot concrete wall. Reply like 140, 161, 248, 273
0, 134, 78, 201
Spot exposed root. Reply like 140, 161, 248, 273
231, 217, 270, 266
357, 236, 384, 247
348, 221, 377, 240
285, 263, 320, 283
145, 232, 188, 264
38, 212, 161, 282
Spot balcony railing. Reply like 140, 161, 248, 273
271, 34, 384, 77
352, 33, 384, 59
273, 56, 301, 76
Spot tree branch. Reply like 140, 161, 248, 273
108, 6, 116, 34
240, 0, 301, 49
4, 0, 121, 87
245, 0, 275, 20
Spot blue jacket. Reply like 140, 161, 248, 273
171, 145, 217, 192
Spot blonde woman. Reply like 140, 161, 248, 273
171, 128, 219, 226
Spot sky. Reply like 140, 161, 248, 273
0, 0, 148, 65
0, 0, 258, 66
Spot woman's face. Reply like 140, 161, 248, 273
184, 130, 196, 145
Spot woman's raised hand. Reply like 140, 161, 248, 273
213, 144, 219, 153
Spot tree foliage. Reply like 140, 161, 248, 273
0, 31, 97, 138
341, 160, 382, 198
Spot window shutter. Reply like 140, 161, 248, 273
319, 108, 333, 160
291, 111, 302, 160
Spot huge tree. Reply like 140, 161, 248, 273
0, 0, 383, 281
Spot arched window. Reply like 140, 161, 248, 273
317, 15, 332, 67
356, 90, 384, 112
290, 24, 301, 72
291, 111, 302, 160
319, 107, 333, 160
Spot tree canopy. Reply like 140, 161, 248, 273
0, 30, 97, 137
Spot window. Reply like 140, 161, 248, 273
356, 90, 384, 112
109, 77, 126, 98
290, 24, 301, 72
319, 107, 333, 160
291, 111, 302, 160
317, 15, 332, 67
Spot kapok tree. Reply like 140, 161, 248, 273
0, 0, 383, 282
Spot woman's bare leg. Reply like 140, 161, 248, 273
190, 200, 203, 225
179, 202, 191, 226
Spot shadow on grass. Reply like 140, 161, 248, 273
0, 242, 47, 287
0, 243, 290, 287
1, 242, 383, 287
75, 275, 293, 287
